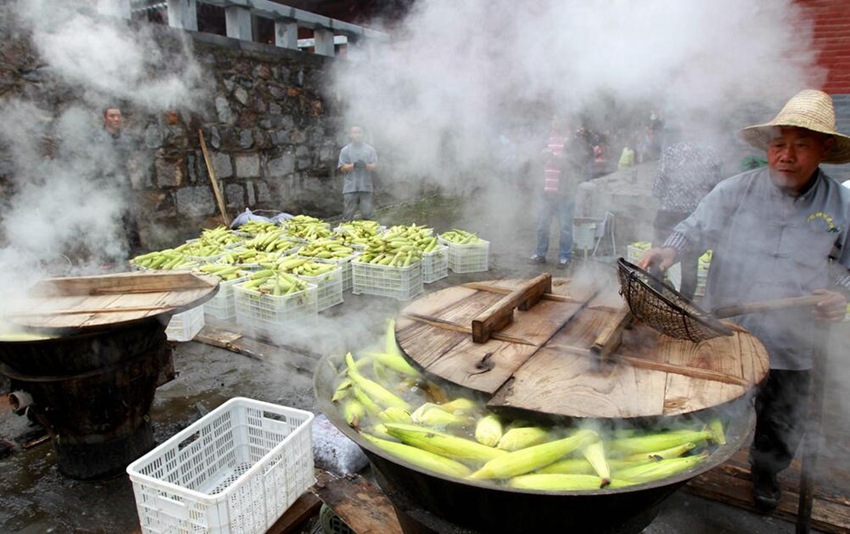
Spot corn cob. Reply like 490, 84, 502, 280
362, 434, 472, 478
411, 403, 471, 427
345, 353, 408, 410
351, 385, 383, 417
580, 439, 611, 483
378, 406, 412, 424
440, 228, 484, 245
369, 424, 395, 441
624, 442, 696, 463
342, 399, 366, 427
607, 429, 711, 456
469, 429, 598, 480
238, 220, 280, 235
614, 453, 708, 484
708, 419, 726, 445
331, 378, 352, 402
383, 423, 507, 462
475, 415, 503, 447
537, 458, 647, 475
508, 474, 608, 491
497, 427, 549, 451
440, 397, 478, 415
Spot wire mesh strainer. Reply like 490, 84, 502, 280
617, 258, 733, 342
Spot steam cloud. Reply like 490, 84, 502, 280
332, 0, 824, 186
0, 0, 204, 316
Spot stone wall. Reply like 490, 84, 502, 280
0, 25, 431, 250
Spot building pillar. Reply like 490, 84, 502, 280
274, 19, 299, 50
225, 4, 253, 41
313, 28, 335, 57
167, 0, 198, 31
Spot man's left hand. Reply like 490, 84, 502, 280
813, 289, 847, 323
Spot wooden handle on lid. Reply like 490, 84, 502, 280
471, 273, 552, 343
712, 295, 825, 319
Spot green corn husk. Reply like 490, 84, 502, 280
608, 430, 711, 456
497, 427, 549, 451
362, 434, 472, 478
332, 378, 352, 402
475, 414, 503, 447
345, 352, 408, 410
708, 419, 726, 445
581, 439, 611, 482
342, 399, 366, 427
411, 403, 471, 427
352, 384, 382, 417
508, 474, 608, 491
378, 406, 412, 424
369, 424, 395, 441
624, 442, 696, 463
469, 429, 599, 480
384, 423, 507, 462
614, 453, 708, 484
537, 458, 648, 476
440, 398, 478, 415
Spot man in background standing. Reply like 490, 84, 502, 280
338, 125, 378, 220
530, 116, 586, 268
651, 132, 723, 299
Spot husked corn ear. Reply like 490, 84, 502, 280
608, 430, 711, 456
708, 419, 726, 445
411, 403, 470, 427
469, 429, 598, 480
624, 442, 696, 463
508, 474, 607, 491
537, 458, 649, 475
346, 352, 408, 410
362, 434, 472, 478
384, 423, 507, 462
475, 415, 503, 447
378, 406, 412, 423
580, 439, 611, 482
439, 397, 478, 414
614, 453, 708, 484
342, 399, 366, 427
497, 427, 549, 451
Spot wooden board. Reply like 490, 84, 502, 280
312, 472, 404, 534
397, 277, 770, 419
3, 271, 219, 332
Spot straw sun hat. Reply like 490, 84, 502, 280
740, 89, 850, 164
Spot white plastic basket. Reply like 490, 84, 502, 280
233, 283, 318, 338
352, 261, 423, 301
439, 238, 490, 274
422, 245, 448, 284
127, 397, 315, 534
166, 306, 205, 342
204, 275, 250, 322
313, 254, 358, 293
295, 265, 344, 312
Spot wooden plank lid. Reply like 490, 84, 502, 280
396, 276, 769, 420
3, 271, 219, 333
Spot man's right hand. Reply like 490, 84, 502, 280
637, 247, 678, 272
353, 160, 366, 170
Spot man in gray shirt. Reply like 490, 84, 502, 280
640, 90, 850, 510
337, 126, 378, 220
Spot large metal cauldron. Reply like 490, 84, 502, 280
315, 354, 756, 534
0, 317, 170, 479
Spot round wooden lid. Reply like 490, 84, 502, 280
396, 277, 769, 419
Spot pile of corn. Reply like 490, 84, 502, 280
243, 232, 299, 254
277, 256, 338, 277
331, 321, 726, 491
353, 237, 424, 267
240, 269, 311, 296
130, 250, 200, 270
216, 248, 282, 267
440, 228, 484, 245
238, 220, 279, 236
199, 226, 244, 247
296, 239, 357, 260
335, 220, 383, 246
284, 216, 333, 240
195, 264, 249, 281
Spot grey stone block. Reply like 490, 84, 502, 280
238, 129, 254, 149
215, 96, 234, 125
155, 156, 184, 188
176, 186, 215, 217
266, 154, 295, 177
234, 154, 260, 178
144, 123, 162, 149
256, 180, 272, 203
225, 182, 245, 207
213, 152, 233, 178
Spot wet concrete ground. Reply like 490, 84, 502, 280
0, 192, 842, 533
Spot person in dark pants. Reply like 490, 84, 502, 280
651, 138, 723, 299
529, 117, 587, 268
338, 126, 378, 221
639, 90, 850, 511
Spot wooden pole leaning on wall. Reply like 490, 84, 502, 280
198, 129, 231, 227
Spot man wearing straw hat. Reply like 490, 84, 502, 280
639, 90, 850, 510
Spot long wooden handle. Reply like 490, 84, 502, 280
712, 295, 824, 319
198, 129, 231, 227
471, 273, 552, 343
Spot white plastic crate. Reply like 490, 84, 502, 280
352, 261, 423, 300
127, 397, 314, 534
439, 238, 490, 274
422, 245, 448, 283
233, 283, 318, 338
295, 265, 344, 312
166, 306, 205, 342
204, 275, 250, 322
313, 254, 358, 293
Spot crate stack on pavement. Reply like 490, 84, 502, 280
129, 216, 492, 338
